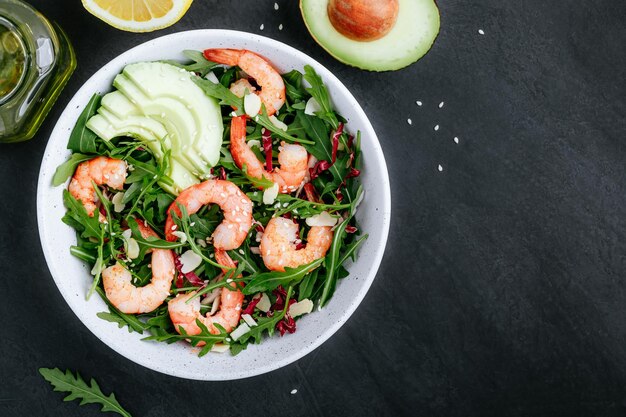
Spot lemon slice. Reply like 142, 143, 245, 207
82, 0, 193, 32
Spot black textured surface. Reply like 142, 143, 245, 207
1, 0, 625, 416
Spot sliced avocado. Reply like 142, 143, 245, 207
85, 61, 224, 194
86, 112, 198, 194
300, 0, 440, 71
122, 62, 223, 168
100, 90, 137, 119
113, 74, 209, 175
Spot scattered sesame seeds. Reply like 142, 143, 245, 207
439, 101, 444, 108
434, 124, 440, 131
260, 24, 264, 30
478, 29, 485, 35
279, 24, 283, 31
274, 2, 279, 10
407, 118, 412, 125
454, 137, 459, 144
416, 100, 422, 106
291, 389, 298, 395
438, 164, 443, 172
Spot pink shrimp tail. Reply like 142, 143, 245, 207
203, 48, 244, 66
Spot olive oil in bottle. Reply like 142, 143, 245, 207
0, 0, 75, 143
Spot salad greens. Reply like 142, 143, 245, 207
39, 368, 132, 417
54, 51, 367, 355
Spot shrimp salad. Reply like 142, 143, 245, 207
53, 49, 366, 356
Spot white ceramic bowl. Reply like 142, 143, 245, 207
37, 30, 391, 380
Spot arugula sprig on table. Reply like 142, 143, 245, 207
39, 368, 132, 417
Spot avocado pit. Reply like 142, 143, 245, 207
327, 0, 399, 42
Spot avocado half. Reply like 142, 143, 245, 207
300, 0, 440, 71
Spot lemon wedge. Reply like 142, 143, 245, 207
82, 0, 193, 32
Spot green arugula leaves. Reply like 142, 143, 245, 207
39, 368, 132, 417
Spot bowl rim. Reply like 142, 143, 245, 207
37, 29, 391, 380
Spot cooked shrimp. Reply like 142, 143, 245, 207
203, 48, 285, 115
260, 217, 333, 271
230, 115, 307, 193
165, 179, 253, 250
102, 219, 175, 314
68, 156, 127, 217
168, 250, 243, 336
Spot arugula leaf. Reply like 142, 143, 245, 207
243, 258, 324, 294
193, 77, 244, 110
95, 287, 148, 334
298, 269, 320, 301
67, 94, 101, 154
282, 69, 308, 102
242, 164, 274, 189
255, 106, 315, 145
296, 111, 349, 188
62, 190, 102, 240
70, 245, 97, 263
162, 50, 218, 77
143, 319, 228, 357
320, 218, 351, 307
39, 368, 132, 417
303, 65, 339, 129
52, 154, 92, 186
233, 287, 294, 346
338, 234, 369, 266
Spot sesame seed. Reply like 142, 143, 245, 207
434, 125, 440, 131
454, 137, 459, 144
416, 100, 422, 106
239, 249, 245, 255
190, 222, 195, 227
274, 2, 279, 10
220, 193, 226, 198
439, 101, 444, 108
438, 164, 443, 172
407, 118, 412, 125
291, 389, 298, 395
279, 24, 283, 31
171, 225, 177, 231
260, 24, 264, 30
478, 29, 485, 35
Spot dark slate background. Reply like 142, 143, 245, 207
1, 0, 625, 415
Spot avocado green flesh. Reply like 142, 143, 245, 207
300, 0, 440, 71
112, 74, 209, 174
122, 63, 223, 168
85, 62, 223, 195
87, 112, 198, 194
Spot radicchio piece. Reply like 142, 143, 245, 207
219, 167, 227, 180
347, 134, 354, 149
331, 123, 344, 164
346, 167, 361, 179
345, 225, 358, 234
309, 160, 331, 181
262, 129, 273, 172
276, 314, 296, 336
303, 183, 320, 203
242, 296, 261, 315
268, 286, 297, 335
174, 255, 204, 288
